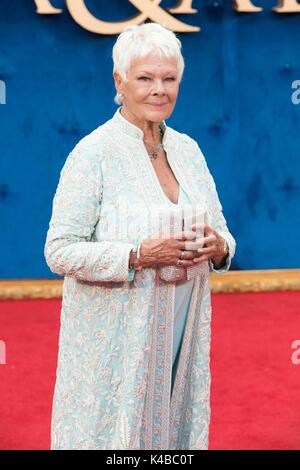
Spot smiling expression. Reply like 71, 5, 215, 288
114, 53, 180, 125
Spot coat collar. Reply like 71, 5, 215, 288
112, 106, 168, 143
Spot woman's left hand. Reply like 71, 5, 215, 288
191, 224, 228, 266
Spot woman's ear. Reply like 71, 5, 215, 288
113, 71, 123, 95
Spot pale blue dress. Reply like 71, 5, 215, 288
167, 186, 195, 394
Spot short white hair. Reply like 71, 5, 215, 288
112, 22, 185, 105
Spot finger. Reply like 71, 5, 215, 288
184, 240, 205, 251
182, 230, 197, 240
198, 235, 217, 245
177, 250, 198, 260
197, 244, 217, 254
177, 238, 199, 250
193, 255, 209, 263
177, 259, 195, 268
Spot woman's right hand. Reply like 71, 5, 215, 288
139, 231, 204, 269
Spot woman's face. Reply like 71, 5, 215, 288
114, 53, 180, 124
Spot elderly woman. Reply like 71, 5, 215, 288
45, 23, 236, 450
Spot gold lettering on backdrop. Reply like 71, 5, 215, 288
32, 0, 300, 34
65, 0, 199, 34
34, 0, 62, 14
233, 0, 263, 12
273, 0, 300, 12
168, 0, 198, 14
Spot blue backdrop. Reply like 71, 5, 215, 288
1, 0, 299, 278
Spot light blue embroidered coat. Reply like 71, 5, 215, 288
44, 107, 236, 450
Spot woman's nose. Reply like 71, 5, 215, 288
152, 80, 166, 94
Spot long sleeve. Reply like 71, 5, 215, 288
191, 140, 236, 274
44, 142, 135, 282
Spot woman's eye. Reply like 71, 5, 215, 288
165, 77, 175, 81
139, 76, 150, 81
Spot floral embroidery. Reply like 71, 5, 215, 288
45, 107, 236, 450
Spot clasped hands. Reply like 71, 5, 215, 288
139, 223, 228, 269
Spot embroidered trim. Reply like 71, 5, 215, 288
108, 111, 223, 450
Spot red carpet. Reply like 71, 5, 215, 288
0, 291, 300, 450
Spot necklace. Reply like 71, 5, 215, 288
144, 127, 164, 161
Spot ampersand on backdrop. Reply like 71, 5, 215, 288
34, 0, 200, 34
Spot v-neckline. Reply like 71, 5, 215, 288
142, 145, 184, 208
112, 106, 194, 209
166, 185, 181, 206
